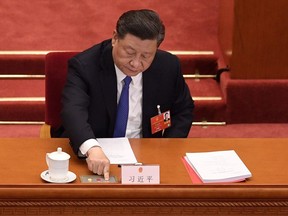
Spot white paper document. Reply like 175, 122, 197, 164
97, 138, 138, 164
186, 150, 252, 183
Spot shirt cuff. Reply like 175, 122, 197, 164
79, 138, 101, 155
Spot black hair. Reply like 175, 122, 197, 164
116, 9, 165, 47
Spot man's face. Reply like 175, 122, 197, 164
112, 31, 158, 77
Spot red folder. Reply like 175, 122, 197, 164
181, 156, 203, 184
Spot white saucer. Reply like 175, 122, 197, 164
40, 170, 76, 183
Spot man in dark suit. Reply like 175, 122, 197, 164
60, 9, 194, 180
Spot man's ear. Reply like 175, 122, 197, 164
111, 30, 118, 46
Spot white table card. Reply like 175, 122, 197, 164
121, 165, 160, 184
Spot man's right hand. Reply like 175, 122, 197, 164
86, 146, 110, 180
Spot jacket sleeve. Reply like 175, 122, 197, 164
61, 57, 96, 154
163, 57, 194, 138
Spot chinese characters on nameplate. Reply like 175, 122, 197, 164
121, 165, 160, 184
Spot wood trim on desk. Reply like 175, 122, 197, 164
1, 186, 288, 215
1, 185, 288, 199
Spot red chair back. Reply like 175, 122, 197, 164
45, 52, 79, 129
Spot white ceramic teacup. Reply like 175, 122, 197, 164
46, 147, 70, 181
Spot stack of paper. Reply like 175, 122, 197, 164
97, 138, 137, 165
183, 150, 252, 183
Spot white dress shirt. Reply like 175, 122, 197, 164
79, 65, 143, 155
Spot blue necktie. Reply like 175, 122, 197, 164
113, 76, 132, 137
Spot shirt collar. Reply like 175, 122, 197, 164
114, 65, 142, 85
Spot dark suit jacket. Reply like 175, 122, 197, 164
60, 39, 194, 154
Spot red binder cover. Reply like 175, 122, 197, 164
181, 156, 203, 184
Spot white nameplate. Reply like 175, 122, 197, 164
121, 164, 160, 184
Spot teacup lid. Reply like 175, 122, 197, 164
48, 147, 70, 160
